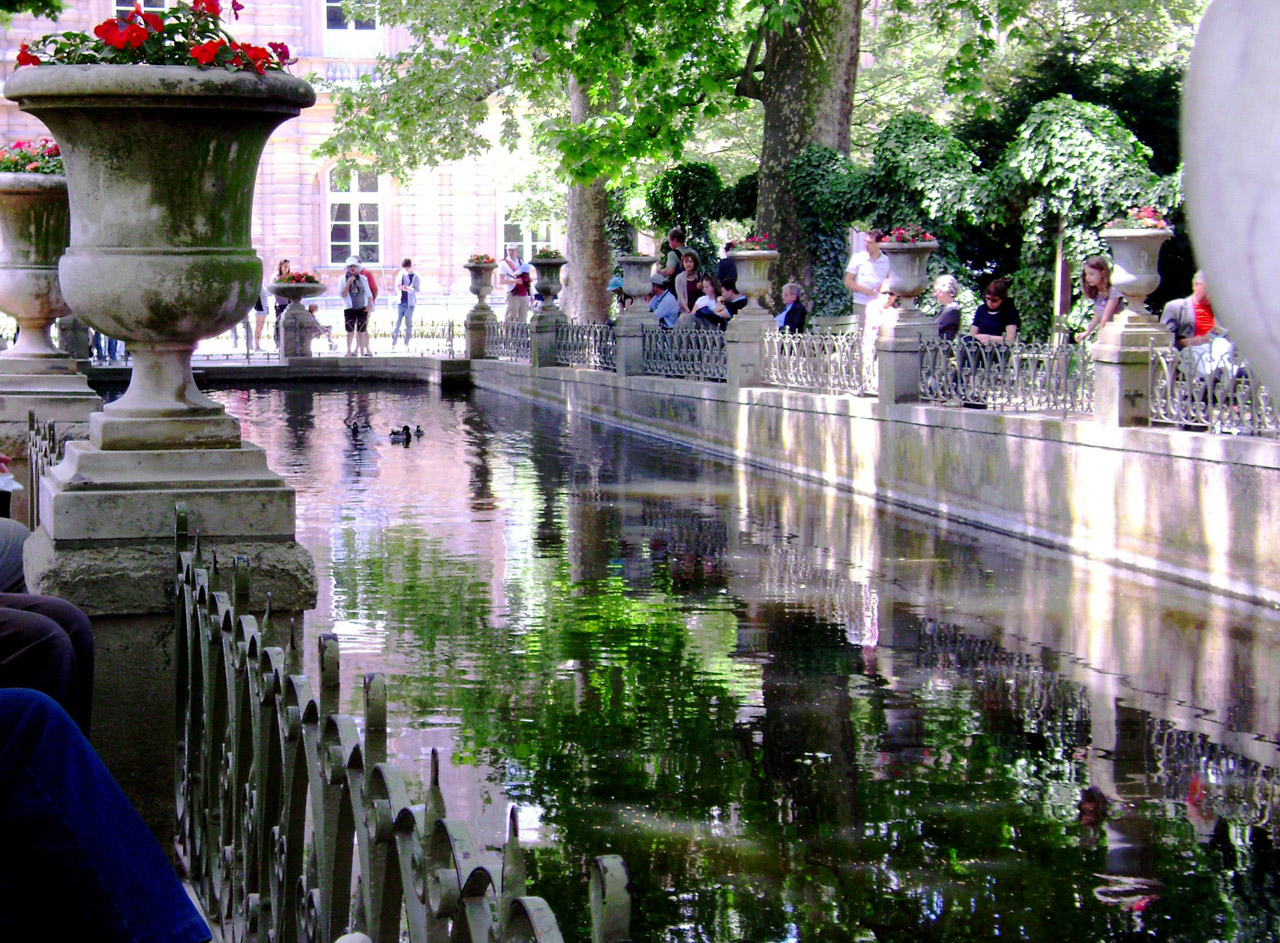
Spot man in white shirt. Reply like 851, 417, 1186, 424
499, 246, 532, 324
843, 229, 890, 323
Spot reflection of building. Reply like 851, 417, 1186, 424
0, 1, 563, 304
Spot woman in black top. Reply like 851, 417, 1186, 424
933, 274, 962, 341
970, 276, 1019, 346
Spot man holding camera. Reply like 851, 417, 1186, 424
340, 256, 373, 357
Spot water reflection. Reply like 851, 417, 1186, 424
210, 383, 1280, 943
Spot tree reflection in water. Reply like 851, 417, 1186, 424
211, 385, 1280, 943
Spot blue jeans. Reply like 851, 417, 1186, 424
0, 689, 210, 943
393, 303, 414, 344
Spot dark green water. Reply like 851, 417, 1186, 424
213, 384, 1280, 943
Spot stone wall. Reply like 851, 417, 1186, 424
470, 359, 1280, 606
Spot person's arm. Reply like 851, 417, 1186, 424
1002, 323, 1017, 346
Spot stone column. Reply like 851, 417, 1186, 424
530, 306, 565, 370
614, 302, 647, 379
1091, 228, 1172, 426
8, 65, 319, 847
877, 313, 938, 404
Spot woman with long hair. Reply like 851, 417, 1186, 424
268, 258, 291, 350
1074, 256, 1124, 343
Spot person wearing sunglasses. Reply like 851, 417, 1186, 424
970, 276, 1020, 346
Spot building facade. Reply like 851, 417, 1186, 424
0, 0, 561, 306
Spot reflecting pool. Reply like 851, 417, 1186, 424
211, 383, 1280, 943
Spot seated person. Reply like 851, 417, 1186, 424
647, 273, 680, 329
721, 278, 748, 317
0, 688, 210, 942
970, 276, 1019, 346
932, 274, 962, 341
774, 282, 808, 333
693, 274, 731, 331
1161, 270, 1218, 350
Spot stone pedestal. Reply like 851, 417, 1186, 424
614, 304, 647, 378
466, 307, 496, 360
726, 311, 771, 390
24, 442, 317, 847
529, 307, 565, 370
1092, 313, 1170, 426
877, 313, 938, 404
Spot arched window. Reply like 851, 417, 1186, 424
327, 165, 381, 266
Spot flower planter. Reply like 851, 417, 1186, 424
726, 249, 778, 321
616, 255, 658, 301
4, 64, 315, 447
269, 281, 327, 358
532, 256, 567, 318
464, 262, 498, 314
881, 241, 938, 314
1100, 228, 1172, 318
0, 172, 72, 359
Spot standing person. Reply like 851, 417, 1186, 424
716, 243, 738, 286
499, 246, 531, 324
392, 258, 421, 348
1074, 256, 1125, 343
674, 248, 702, 315
357, 261, 378, 355
251, 281, 271, 352
775, 282, 808, 334
933, 275, 962, 341
271, 258, 290, 349
657, 226, 687, 280
970, 276, 1020, 346
340, 256, 372, 357
843, 229, 890, 325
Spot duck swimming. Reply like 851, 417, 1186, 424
389, 424, 412, 442
413, 425, 424, 438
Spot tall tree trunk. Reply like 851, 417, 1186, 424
564, 76, 612, 324
747, 0, 861, 299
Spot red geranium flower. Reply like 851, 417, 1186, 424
239, 42, 271, 74
16, 43, 40, 67
193, 0, 221, 16
189, 38, 226, 64
232, 0, 244, 19
94, 19, 130, 49
268, 41, 292, 64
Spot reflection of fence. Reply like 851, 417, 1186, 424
1149, 342, 1278, 436
641, 326, 727, 382
555, 322, 616, 371
174, 507, 632, 943
920, 339, 1094, 413
762, 328, 877, 396
485, 321, 532, 362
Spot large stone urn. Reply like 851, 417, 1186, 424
531, 255, 568, 319
0, 170, 100, 464
463, 261, 498, 359
1184, 0, 1280, 399
724, 249, 778, 389
726, 249, 777, 323
5, 64, 318, 844
877, 241, 940, 404
270, 281, 328, 358
881, 240, 938, 314
1092, 226, 1173, 426
617, 255, 658, 303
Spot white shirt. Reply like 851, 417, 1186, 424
845, 251, 890, 307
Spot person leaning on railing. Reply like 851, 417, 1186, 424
933, 275, 962, 341
970, 277, 1020, 346
776, 282, 808, 333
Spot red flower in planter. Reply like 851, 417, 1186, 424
239, 42, 272, 75
15, 43, 40, 66
268, 41, 293, 64
232, 0, 244, 19
192, 0, 220, 16
190, 38, 226, 65
93, 19, 129, 49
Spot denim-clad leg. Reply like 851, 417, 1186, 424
0, 689, 210, 943
393, 302, 409, 344
402, 304, 414, 345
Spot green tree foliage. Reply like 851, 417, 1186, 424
643, 161, 757, 275
790, 97, 1180, 338
0, 0, 61, 17
317, 0, 745, 183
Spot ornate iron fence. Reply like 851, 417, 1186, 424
554, 322, 616, 371
762, 327, 877, 396
367, 319, 457, 357
174, 506, 632, 943
485, 321, 532, 362
1149, 341, 1278, 436
919, 338, 1094, 413
26, 412, 63, 532
641, 326, 727, 382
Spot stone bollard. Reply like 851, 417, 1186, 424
614, 303, 647, 378
1092, 322, 1168, 425
529, 307, 565, 370
465, 308, 493, 360
877, 312, 937, 404
725, 313, 770, 390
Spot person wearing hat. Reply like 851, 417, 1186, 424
647, 272, 680, 329
340, 255, 373, 356
607, 274, 631, 315
675, 247, 702, 315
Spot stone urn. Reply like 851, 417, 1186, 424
1100, 227, 1172, 318
0, 172, 73, 359
531, 255, 567, 319
881, 240, 939, 314
269, 281, 327, 358
616, 255, 658, 303
463, 261, 498, 316
4, 64, 316, 449
726, 249, 778, 322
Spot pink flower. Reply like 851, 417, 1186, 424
232, 0, 244, 19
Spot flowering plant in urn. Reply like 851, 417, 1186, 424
0, 139, 62, 175
1104, 206, 1171, 232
